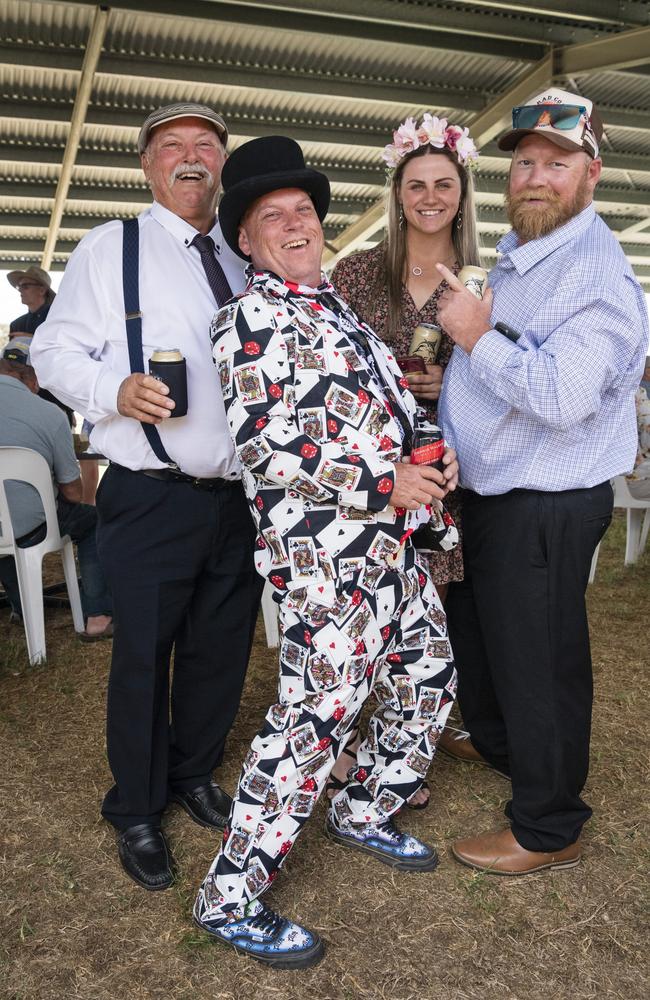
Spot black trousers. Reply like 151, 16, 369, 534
446, 482, 613, 852
96, 465, 263, 830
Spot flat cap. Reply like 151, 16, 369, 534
138, 103, 228, 155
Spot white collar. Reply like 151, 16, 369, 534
150, 201, 224, 254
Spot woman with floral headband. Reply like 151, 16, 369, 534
329, 114, 480, 807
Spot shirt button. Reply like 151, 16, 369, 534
379, 412, 390, 425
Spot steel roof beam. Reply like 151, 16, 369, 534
618, 218, 650, 237
559, 26, 650, 75
0, 190, 373, 216
0, 211, 134, 229
1, 101, 647, 153
57, 0, 547, 60
40, 4, 109, 269
0, 144, 390, 186
0, 181, 150, 204
0, 44, 487, 113
441, 1, 649, 28
0, 104, 402, 149
1, 237, 80, 253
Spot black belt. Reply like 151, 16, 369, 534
110, 462, 236, 493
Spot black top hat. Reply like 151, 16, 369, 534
219, 136, 330, 260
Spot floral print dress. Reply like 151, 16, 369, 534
332, 243, 464, 584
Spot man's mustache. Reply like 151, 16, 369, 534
508, 188, 561, 208
169, 161, 213, 184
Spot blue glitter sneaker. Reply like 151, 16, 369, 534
326, 812, 438, 872
193, 896, 325, 969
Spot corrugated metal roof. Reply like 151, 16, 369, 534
0, 0, 648, 282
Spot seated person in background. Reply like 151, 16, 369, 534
626, 356, 650, 501
0, 359, 112, 640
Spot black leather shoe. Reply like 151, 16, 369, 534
117, 823, 174, 891
170, 781, 232, 830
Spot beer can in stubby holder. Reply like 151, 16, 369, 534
149, 348, 188, 418
457, 265, 488, 300
408, 323, 442, 364
410, 425, 445, 473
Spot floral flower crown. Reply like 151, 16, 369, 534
382, 114, 479, 170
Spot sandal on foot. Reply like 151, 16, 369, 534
405, 780, 430, 811
325, 727, 360, 801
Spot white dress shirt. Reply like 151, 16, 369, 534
30, 202, 247, 477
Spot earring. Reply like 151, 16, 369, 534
456, 208, 463, 230
399, 204, 404, 230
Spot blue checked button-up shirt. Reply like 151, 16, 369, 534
438, 205, 649, 494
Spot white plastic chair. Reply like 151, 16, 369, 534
0, 446, 84, 663
261, 581, 280, 648
588, 475, 650, 583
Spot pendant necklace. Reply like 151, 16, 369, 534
409, 254, 455, 278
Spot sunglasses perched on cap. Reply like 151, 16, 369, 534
512, 104, 592, 132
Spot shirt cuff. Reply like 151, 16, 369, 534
469, 328, 521, 388
93, 367, 125, 417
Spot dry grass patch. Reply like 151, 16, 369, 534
0, 512, 648, 1000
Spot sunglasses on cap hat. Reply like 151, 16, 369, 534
511, 104, 592, 133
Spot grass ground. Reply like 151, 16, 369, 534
0, 512, 648, 1000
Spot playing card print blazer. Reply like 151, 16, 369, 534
210, 269, 457, 596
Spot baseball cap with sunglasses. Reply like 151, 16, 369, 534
498, 87, 602, 159
512, 104, 588, 132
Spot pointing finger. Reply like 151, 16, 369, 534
435, 262, 465, 292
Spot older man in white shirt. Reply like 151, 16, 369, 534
31, 103, 263, 892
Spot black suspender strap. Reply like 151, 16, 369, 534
121, 218, 174, 466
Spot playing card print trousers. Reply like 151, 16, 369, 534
199, 548, 457, 917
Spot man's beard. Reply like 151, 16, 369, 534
506, 179, 590, 242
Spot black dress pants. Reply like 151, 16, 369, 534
96, 465, 263, 830
446, 482, 613, 852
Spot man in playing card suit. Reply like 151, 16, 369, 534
193, 135, 460, 969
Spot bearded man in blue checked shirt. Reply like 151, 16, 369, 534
435, 88, 648, 876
